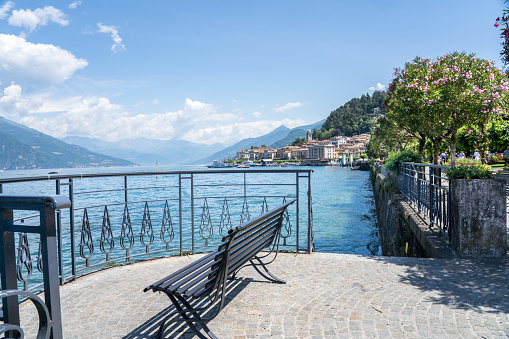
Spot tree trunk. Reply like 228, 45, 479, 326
418, 136, 426, 158
433, 139, 440, 166
450, 142, 456, 167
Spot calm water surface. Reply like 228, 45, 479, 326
0, 164, 380, 256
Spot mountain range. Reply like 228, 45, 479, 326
1, 115, 326, 170
197, 119, 326, 164
0, 116, 134, 170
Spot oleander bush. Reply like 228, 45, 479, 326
446, 164, 493, 179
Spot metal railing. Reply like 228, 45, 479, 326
0, 169, 313, 295
398, 162, 451, 242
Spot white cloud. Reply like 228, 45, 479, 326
273, 101, 303, 113
0, 83, 43, 118
152, 98, 159, 104
253, 111, 262, 118
133, 101, 144, 108
68, 1, 82, 9
369, 83, 386, 91
0, 1, 14, 20
8, 6, 69, 32
97, 23, 126, 53
0, 34, 88, 86
15, 97, 305, 145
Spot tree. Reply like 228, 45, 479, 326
384, 52, 508, 165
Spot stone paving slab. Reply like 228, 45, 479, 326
18, 253, 509, 338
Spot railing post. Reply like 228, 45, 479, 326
69, 178, 76, 281
191, 173, 195, 255
0, 208, 20, 331
307, 171, 313, 253
429, 166, 434, 222
56, 180, 64, 285
295, 172, 299, 253
179, 174, 183, 255
41, 201, 64, 338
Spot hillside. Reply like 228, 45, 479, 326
0, 116, 135, 170
321, 90, 385, 136
198, 119, 327, 164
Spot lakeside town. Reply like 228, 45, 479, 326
229, 130, 370, 166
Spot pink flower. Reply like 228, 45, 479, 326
495, 23, 500, 27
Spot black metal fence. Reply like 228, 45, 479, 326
0, 168, 313, 338
0, 169, 313, 293
398, 162, 451, 242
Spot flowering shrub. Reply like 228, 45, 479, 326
495, 12, 509, 66
383, 52, 507, 165
445, 158, 481, 166
446, 164, 493, 180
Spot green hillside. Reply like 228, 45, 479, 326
0, 116, 135, 170
320, 90, 385, 136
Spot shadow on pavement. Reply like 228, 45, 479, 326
123, 277, 251, 338
371, 256, 509, 314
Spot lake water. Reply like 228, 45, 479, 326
0, 164, 380, 256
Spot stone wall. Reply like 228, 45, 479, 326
370, 167, 428, 257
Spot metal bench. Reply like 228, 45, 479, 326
144, 199, 296, 339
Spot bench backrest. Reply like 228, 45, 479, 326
190, 199, 295, 302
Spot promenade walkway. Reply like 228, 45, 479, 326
19, 253, 509, 338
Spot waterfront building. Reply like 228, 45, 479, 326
308, 142, 335, 160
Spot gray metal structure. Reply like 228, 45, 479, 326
0, 195, 71, 339
0, 169, 313, 336
398, 162, 451, 242
144, 199, 296, 339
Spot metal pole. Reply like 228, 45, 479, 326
69, 178, 76, 281
179, 174, 183, 255
191, 174, 195, 255
56, 179, 64, 285
307, 171, 313, 253
41, 203, 63, 338
429, 166, 433, 222
0, 208, 20, 330
296, 172, 299, 253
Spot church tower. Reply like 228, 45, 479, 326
306, 129, 312, 142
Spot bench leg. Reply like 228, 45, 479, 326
155, 292, 218, 339
250, 256, 286, 284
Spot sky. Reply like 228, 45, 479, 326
0, 0, 505, 147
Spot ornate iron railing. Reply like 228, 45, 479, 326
398, 162, 451, 242
0, 195, 70, 338
0, 169, 313, 295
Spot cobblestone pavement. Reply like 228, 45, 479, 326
19, 253, 509, 338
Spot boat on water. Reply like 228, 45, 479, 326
237, 160, 253, 168
207, 160, 228, 168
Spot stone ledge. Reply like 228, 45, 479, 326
397, 199, 456, 259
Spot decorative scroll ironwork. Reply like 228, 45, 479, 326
199, 199, 213, 244
140, 202, 154, 253
79, 208, 94, 267
100, 206, 115, 262
0, 290, 52, 339
160, 200, 175, 249
280, 198, 292, 245
260, 197, 269, 215
240, 197, 250, 225
219, 198, 233, 236
16, 232, 33, 290
120, 204, 135, 262
37, 240, 43, 273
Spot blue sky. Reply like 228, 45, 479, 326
0, 0, 504, 146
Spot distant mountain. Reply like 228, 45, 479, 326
0, 116, 135, 170
62, 136, 223, 165
269, 119, 326, 149
198, 119, 326, 164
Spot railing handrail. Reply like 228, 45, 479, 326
0, 168, 313, 184
400, 162, 449, 170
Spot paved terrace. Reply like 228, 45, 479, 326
19, 252, 509, 338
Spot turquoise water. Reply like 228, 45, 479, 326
0, 165, 380, 256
